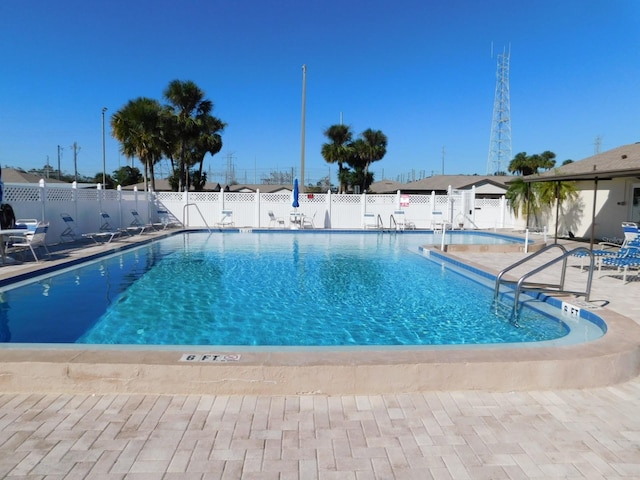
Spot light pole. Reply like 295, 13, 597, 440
101, 107, 107, 187
300, 64, 306, 193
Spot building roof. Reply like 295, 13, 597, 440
2, 168, 69, 184
370, 175, 511, 194
524, 142, 640, 182
122, 179, 293, 193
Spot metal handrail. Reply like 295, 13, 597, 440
511, 247, 595, 317
182, 203, 212, 233
494, 244, 595, 320
389, 214, 397, 231
494, 244, 568, 300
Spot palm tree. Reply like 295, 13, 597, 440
508, 151, 556, 176
321, 124, 353, 193
163, 80, 224, 191
110, 97, 165, 192
190, 113, 225, 191
506, 177, 536, 228
356, 128, 387, 192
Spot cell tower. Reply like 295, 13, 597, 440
487, 46, 512, 175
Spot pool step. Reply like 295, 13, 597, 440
493, 297, 518, 326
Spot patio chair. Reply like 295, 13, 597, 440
15, 218, 39, 233
363, 213, 380, 229
301, 212, 316, 229
7, 222, 51, 262
268, 211, 285, 228
431, 211, 450, 231
215, 210, 235, 228
60, 213, 80, 243
154, 209, 181, 230
621, 222, 639, 247
599, 237, 640, 282
125, 210, 152, 235
393, 210, 415, 231
577, 221, 640, 270
82, 212, 121, 243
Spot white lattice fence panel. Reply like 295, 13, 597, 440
76, 189, 98, 202
261, 193, 291, 203
4, 185, 41, 203
46, 188, 74, 202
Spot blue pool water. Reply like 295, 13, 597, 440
0, 232, 601, 346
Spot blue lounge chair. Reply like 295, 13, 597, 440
60, 213, 80, 243
599, 237, 640, 282
82, 212, 121, 243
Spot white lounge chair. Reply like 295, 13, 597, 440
7, 222, 51, 262
82, 212, 121, 243
363, 213, 380, 229
393, 210, 415, 230
154, 209, 181, 230
431, 211, 451, 231
126, 210, 152, 235
268, 211, 285, 228
60, 213, 80, 242
215, 210, 235, 228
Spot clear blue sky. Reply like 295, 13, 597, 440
1, 0, 638, 185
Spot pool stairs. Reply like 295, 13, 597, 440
494, 244, 596, 321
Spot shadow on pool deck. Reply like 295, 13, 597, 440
0, 230, 638, 395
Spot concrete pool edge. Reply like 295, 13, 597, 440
0, 231, 638, 394
0, 306, 638, 394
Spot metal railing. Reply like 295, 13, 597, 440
494, 244, 595, 320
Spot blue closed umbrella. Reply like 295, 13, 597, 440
292, 178, 299, 209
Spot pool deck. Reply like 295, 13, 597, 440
0, 230, 638, 478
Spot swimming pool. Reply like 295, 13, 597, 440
0, 231, 603, 347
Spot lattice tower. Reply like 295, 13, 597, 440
487, 48, 512, 175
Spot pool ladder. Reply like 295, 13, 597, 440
493, 244, 595, 322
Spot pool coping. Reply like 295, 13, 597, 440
0, 230, 638, 394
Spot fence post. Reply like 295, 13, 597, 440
72, 181, 78, 227
184, 189, 190, 227
326, 189, 331, 229
39, 179, 46, 223
117, 185, 123, 229
256, 189, 261, 228
471, 185, 476, 228
447, 185, 453, 225
500, 195, 506, 229
97, 183, 102, 224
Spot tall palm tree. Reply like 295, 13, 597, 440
190, 113, 225, 190
110, 97, 165, 192
321, 124, 353, 193
163, 80, 224, 191
357, 128, 387, 192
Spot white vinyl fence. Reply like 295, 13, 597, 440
2, 181, 524, 244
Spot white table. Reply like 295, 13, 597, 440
289, 212, 304, 229
0, 229, 28, 264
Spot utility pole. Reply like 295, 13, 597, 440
72, 142, 80, 183
57, 145, 63, 180
101, 107, 107, 187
